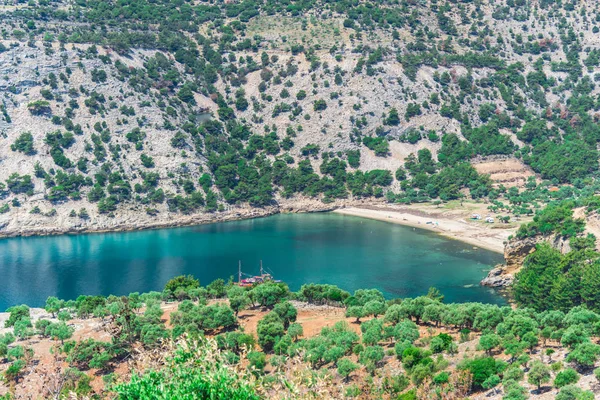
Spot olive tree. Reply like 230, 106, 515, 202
527, 360, 551, 392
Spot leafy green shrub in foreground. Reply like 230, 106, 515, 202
114, 339, 260, 400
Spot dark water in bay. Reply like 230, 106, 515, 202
0, 213, 506, 310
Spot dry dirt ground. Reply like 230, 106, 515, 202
472, 158, 537, 189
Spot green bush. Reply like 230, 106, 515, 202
256, 312, 285, 352
554, 368, 580, 388
114, 340, 260, 399
460, 357, 506, 389
11, 132, 36, 155
247, 351, 266, 372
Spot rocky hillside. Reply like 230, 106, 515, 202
1, 0, 600, 236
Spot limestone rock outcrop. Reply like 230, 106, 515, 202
481, 234, 571, 288
481, 265, 514, 287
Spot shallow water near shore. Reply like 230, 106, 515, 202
0, 213, 506, 310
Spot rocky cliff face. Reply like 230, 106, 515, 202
481, 234, 572, 288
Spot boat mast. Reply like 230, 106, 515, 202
238, 260, 242, 283
260, 260, 263, 275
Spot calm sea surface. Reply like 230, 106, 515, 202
0, 213, 506, 310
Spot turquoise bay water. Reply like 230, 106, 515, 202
0, 213, 505, 310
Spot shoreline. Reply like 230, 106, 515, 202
0, 200, 513, 256
0, 199, 372, 240
333, 206, 513, 254
0, 207, 281, 239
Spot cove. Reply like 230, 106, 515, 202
0, 213, 506, 310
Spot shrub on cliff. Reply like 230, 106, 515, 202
27, 100, 51, 115
11, 132, 36, 155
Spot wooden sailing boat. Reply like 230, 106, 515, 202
236, 260, 282, 287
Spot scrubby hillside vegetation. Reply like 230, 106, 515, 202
1, 0, 600, 235
5, 0, 600, 396
3, 276, 600, 399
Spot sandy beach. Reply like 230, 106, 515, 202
333, 203, 522, 254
